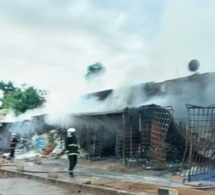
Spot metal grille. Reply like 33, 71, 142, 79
182, 104, 215, 181
124, 114, 141, 159
115, 123, 123, 157
138, 105, 174, 168
116, 110, 141, 161
150, 106, 174, 168
140, 106, 155, 159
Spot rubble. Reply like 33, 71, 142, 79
90, 177, 105, 186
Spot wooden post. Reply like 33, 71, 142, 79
139, 113, 142, 157
130, 123, 133, 158
115, 122, 118, 156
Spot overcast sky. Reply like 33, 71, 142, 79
0, 0, 215, 96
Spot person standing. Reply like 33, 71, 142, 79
9, 133, 19, 159
65, 128, 79, 177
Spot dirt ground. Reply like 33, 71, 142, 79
76, 158, 215, 195
1, 156, 215, 195
77, 158, 171, 177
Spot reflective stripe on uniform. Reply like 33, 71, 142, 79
68, 153, 78, 156
68, 144, 77, 146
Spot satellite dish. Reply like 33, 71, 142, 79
188, 59, 200, 72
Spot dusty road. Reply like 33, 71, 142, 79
1, 157, 215, 195
0, 177, 86, 195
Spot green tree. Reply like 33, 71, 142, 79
0, 81, 15, 94
85, 62, 106, 81
1, 83, 46, 116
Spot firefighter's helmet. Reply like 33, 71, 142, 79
67, 128, 76, 133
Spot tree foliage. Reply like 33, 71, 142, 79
0, 81, 46, 116
0, 81, 15, 94
85, 62, 106, 81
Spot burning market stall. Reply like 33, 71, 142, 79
70, 104, 186, 168
69, 109, 125, 159
0, 104, 186, 169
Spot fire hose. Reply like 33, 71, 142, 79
0, 165, 68, 173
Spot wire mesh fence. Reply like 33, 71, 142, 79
181, 104, 215, 181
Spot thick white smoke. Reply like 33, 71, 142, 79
1, 0, 215, 139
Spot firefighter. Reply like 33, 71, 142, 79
9, 133, 19, 159
65, 128, 79, 177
